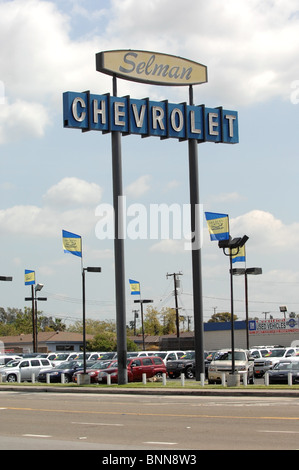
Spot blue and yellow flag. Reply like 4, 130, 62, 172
129, 279, 140, 295
25, 269, 35, 285
62, 230, 82, 258
231, 244, 246, 263
205, 212, 229, 241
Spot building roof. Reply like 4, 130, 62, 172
0, 331, 94, 345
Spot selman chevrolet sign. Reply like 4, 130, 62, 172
63, 50, 239, 143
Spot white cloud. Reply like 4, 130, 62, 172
231, 210, 299, 252
0, 177, 103, 237
0, 0, 298, 143
43, 177, 102, 208
125, 175, 151, 198
0, 99, 50, 143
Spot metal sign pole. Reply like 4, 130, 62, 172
111, 75, 127, 384
188, 85, 205, 381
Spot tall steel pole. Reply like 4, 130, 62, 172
111, 75, 127, 384
188, 85, 205, 381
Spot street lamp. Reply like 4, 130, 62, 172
218, 235, 249, 377
231, 267, 262, 349
133, 298, 153, 351
0, 276, 13, 282
82, 266, 101, 374
279, 305, 287, 318
25, 283, 47, 352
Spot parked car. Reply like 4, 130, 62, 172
166, 351, 195, 379
253, 347, 299, 377
73, 360, 117, 383
208, 349, 254, 384
153, 351, 185, 364
0, 355, 22, 367
37, 360, 95, 383
98, 356, 166, 383
249, 348, 270, 359
99, 352, 117, 360
0, 358, 53, 382
268, 360, 299, 384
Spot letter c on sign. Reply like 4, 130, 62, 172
72, 97, 86, 122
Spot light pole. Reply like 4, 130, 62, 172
82, 267, 101, 374
218, 235, 249, 377
166, 272, 183, 340
231, 267, 262, 349
133, 299, 153, 351
25, 283, 47, 353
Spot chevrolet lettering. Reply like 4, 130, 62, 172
63, 91, 239, 143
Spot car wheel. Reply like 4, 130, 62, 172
155, 372, 163, 379
64, 375, 70, 383
7, 374, 17, 383
185, 367, 194, 379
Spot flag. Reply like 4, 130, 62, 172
25, 269, 35, 285
205, 212, 229, 241
231, 244, 246, 263
62, 230, 82, 257
129, 279, 140, 295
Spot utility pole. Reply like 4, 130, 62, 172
166, 272, 183, 339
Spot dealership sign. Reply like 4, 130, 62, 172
96, 50, 208, 86
249, 318, 299, 335
63, 92, 238, 143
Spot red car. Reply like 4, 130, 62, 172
72, 360, 117, 383
98, 356, 166, 383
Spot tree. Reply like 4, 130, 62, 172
208, 312, 238, 323
144, 307, 163, 335
86, 333, 137, 352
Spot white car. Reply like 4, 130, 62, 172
253, 347, 299, 377
0, 357, 53, 382
208, 349, 254, 384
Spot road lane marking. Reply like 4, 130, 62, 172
23, 434, 51, 438
144, 441, 177, 445
4, 406, 299, 421
72, 421, 124, 426
259, 430, 299, 434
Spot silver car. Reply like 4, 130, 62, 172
0, 358, 53, 382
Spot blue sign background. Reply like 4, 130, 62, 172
63, 91, 239, 144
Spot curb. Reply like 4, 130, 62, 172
1, 385, 299, 397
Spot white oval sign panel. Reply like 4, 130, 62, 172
96, 50, 207, 86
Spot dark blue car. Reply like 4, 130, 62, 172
37, 360, 95, 383
268, 360, 299, 384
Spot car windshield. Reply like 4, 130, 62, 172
265, 349, 286, 357
180, 352, 195, 360
274, 361, 299, 370
53, 354, 69, 361
88, 360, 114, 369
154, 353, 167, 359
4, 360, 20, 368
55, 361, 77, 369
215, 351, 246, 361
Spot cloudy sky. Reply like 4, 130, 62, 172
0, 0, 299, 330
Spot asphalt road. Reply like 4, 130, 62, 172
0, 390, 299, 450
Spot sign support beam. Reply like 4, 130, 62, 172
188, 85, 205, 381
111, 75, 127, 385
